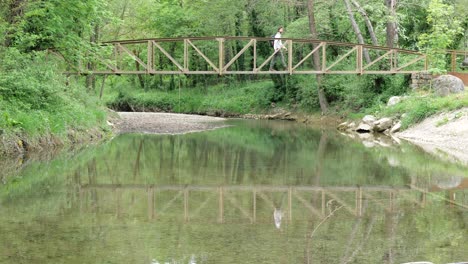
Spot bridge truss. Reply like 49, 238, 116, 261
63, 37, 431, 76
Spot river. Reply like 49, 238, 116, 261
1, 119, 467, 263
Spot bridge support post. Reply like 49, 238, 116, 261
253, 188, 256, 223
288, 40, 293, 74
184, 39, 189, 72
147, 40, 153, 74
218, 38, 225, 75
355, 187, 362, 217
321, 42, 327, 73
218, 187, 224, 223
451, 51, 456, 72
253, 39, 257, 72
357, 45, 363, 75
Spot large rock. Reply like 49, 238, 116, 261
390, 121, 401, 133
337, 121, 349, 131
362, 115, 376, 126
356, 123, 372, 133
373, 117, 393, 132
337, 121, 357, 131
387, 96, 402, 107
433, 75, 465, 97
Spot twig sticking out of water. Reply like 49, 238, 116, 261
309, 203, 344, 238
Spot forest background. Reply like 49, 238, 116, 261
0, 0, 467, 152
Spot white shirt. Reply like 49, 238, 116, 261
274, 32, 283, 50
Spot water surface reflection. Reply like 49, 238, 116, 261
1, 119, 467, 263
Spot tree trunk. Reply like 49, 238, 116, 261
385, 0, 398, 48
86, 24, 99, 91
307, 0, 329, 114
134, 54, 145, 89
113, 1, 128, 40
343, 0, 371, 64
344, 0, 371, 64
351, 0, 378, 46
4, 0, 26, 46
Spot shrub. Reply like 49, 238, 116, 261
0, 48, 107, 138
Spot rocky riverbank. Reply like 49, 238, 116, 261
397, 108, 468, 165
114, 112, 230, 134
336, 74, 467, 165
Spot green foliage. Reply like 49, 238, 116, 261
0, 48, 107, 138
107, 79, 274, 115
1, 0, 466, 126
5, 0, 106, 51
2, 112, 22, 127
418, 0, 463, 73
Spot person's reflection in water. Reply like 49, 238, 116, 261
189, 255, 196, 264
274, 208, 283, 229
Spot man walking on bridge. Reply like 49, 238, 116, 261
270, 27, 287, 71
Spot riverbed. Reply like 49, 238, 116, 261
1, 118, 467, 263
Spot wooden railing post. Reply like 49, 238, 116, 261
114, 44, 120, 72
288, 40, 293, 74
147, 40, 153, 74
424, 54, 428, 71
218, 38, 225, 75
184, 38, 189, 73
451, 51, 456, 72
321, 42, 327, 73
357, 45, 363, 75
253, 39, 257, 72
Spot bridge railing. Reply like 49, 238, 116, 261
446, 50, 468, 72
61, 37, 430, 76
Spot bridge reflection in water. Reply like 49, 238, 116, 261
76, 182, 468, 223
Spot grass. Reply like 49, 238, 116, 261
367, 89, 468, 129
105, 80, 276, 115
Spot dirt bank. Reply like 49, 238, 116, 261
114, 112, 230, 134
397, 108, 468, 165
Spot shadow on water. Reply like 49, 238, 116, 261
1, 119, 467, 263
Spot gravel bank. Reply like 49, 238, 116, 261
114, 112, 229, 134
397, 108, 468, 165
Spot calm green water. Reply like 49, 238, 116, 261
1, 119, 468, 264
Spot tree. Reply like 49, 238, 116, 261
385, 0, 398, 48
343, 0, 371, 63
419, 0, 463, 72
350, 0, 378, 47
307, 0, 329, 114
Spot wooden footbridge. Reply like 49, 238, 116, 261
64, 37, 442, 76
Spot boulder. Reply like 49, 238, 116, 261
373, 118, 393, 132
433, 75, 465, 97
387, 156, 400, 167
432, 174, 463, 189
347, 122, 356, 130
337, 121, 349, 131
358, 133, 374, 140
338, 121, 357, 132
362, 141, 375, 148
390, 121, 401, 133
362, 115, 376, 126
387, 96, 402, 107
356, 123, 372, 133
